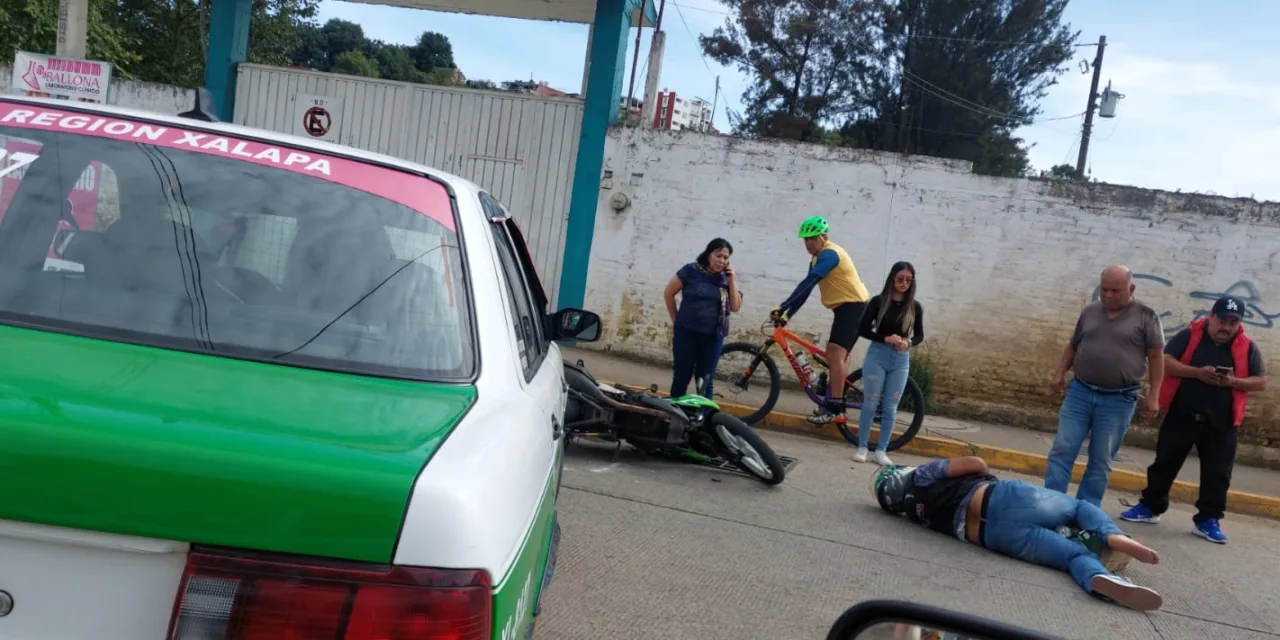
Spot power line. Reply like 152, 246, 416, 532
904, 73, 1020, 120
904, 33, 1099, 48
905, 75, 1084, 125
1096, 120, 1118, 142
884, 120, 983, 138
671, 0, 725, 128
1060, 132, 1082, 167
672, 1, 716, 77
903, 72, 1084, 125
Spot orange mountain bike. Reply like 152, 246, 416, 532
715, 320, 925, 452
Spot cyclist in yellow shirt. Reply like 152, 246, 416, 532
770, 216, 871, 424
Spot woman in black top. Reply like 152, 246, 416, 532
854, 261, 925, 465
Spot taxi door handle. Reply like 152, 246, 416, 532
551, 415, 563, 441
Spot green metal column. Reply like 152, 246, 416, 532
204, 0, 252, 122
556, 0, 642, 310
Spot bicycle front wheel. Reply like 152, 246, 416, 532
716, 342, 781, 424
837, 370, 926, 452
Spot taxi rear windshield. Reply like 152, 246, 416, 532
0, 106, 475, 381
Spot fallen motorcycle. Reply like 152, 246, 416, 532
562, 359, 786, 486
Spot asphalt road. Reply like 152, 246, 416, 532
536, 431, 1280, 640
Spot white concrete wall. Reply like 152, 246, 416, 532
584, 127, 1280, 443
1, 66, 193, 114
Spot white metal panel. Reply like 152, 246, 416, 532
234, 64, 581, 307
0, 518, 189, 640
518, 99, 581, 310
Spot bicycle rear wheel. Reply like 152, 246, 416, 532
715, 342, 781, 424
834, 369, 925, 452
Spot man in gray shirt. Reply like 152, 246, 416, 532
1045, 265, 1165, 506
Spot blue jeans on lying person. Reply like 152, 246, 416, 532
981, 479, 1124, 595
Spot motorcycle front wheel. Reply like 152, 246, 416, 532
709, 412, 786, 486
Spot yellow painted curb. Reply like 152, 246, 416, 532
598, 380, 1280, 521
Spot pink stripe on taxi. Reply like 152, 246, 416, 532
0, 102, 455, 231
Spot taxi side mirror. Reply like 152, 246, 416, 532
548, 308, 602, 342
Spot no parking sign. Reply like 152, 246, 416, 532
293, 94, 343, 143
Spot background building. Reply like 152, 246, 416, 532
651, 90, 714, 133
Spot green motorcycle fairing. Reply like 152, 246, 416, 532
668, 394, 720, 411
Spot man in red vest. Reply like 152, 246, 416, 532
1120, 295, 1268, 544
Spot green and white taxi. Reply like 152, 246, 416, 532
0, 93, 600, 639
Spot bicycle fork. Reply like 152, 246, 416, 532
732, 341, 773, 392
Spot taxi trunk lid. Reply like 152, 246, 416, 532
0, 324, 476, 563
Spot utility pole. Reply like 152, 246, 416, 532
624, 0, 650, 124
1075, 35, 1107, 180
710, 75, 719, 132
56, 0, 88, 58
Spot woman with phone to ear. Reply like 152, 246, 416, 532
663, 238, 743, 398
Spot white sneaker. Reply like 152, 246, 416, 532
853, 447, 869, 463
1090, 575, 1163, 612
874, 451, 893, 466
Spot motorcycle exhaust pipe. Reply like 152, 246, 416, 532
593, 390, 672, 419
568, 376, 671, 419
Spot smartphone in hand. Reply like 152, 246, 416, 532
1213, 366, 1233, 376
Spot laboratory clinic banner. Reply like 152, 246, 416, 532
10, 50, 113, 103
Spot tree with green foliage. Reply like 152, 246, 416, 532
700, 0, 878, 143
0, 0, 140, 75
368, 42, 419, 82
0, 4, 464, 91
284, 19, 459, 86
410, 31, 454, 72
707, 0, 1078, 177
849, 0, 1076, 176
331, 50, 379, 78
1049, 163, 1076, 179
316, 18, 365, 68
0, 0, 319, 88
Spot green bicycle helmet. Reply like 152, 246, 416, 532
797, 215, 829, 238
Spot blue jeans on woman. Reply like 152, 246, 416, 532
982, 479, 1123, 595
1044, 378, 1140, 507
671, 326, 724, 398
857, 341, 911, 451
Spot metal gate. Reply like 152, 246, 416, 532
233, 64, 582, 306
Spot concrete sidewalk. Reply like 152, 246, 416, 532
562, 345, 1280, 517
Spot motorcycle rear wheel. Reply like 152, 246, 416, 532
709, 412, 786, 486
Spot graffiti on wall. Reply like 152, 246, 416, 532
1090, 274, 1280, 336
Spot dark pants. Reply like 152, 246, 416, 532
671, 326, 724, 398
1141, 408, 1239, 522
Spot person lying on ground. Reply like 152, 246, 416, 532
871, 455, 1163, 612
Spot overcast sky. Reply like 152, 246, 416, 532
317, 0, 1280, 202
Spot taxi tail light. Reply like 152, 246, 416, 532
167, 549, 491, 640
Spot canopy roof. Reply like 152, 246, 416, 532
341, 0, 658, 27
